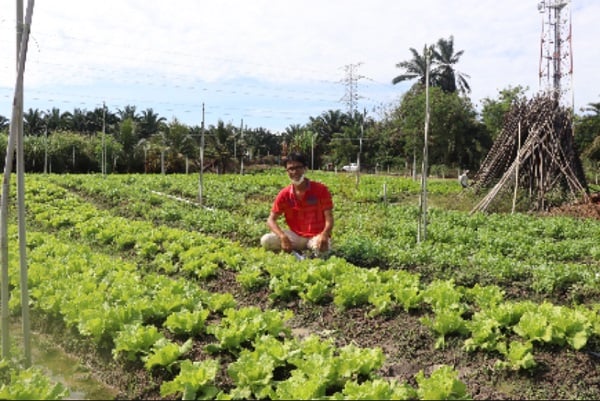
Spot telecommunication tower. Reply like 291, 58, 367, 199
538, 0, 573, 107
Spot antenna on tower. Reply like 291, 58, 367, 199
538, 0, 573, 108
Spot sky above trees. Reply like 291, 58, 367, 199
1, 0, 599, 132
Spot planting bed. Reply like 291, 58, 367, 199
3, 173, 600, 399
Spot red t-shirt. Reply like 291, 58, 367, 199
272, 179, 333, 238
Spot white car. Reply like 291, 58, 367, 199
342, 163, 358, 172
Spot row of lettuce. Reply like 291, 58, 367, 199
9, 228, 461, 400
2, 173, 600, 398
48, 173, 600, 299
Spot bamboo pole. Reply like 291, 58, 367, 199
16, 0, 34, 367
198, 103, 205, 205
418, 47, 431, 243
512, 121, 521, 214
1, 0, 34, 364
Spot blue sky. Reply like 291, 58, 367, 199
1, 0, 599, 133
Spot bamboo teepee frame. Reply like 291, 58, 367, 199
471, 94, 588, 213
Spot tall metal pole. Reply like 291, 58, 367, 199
310, 132, 315, 170
102, 101, 106, 176
198, 103, 205, 205
16, 0, 32, 366
354, 108, 365, 187
43, 125, 48, 173
240, 119, 248, 175
1, 0, 34, 365
1, 0, 22, 360
552, 2, 564, 102
418, 48, 431, 243
239, 119, 244, 175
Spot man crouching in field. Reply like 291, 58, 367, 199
260, 152, 334, 258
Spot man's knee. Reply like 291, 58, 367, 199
261, 233, 281, 251
307, 236, 332, 255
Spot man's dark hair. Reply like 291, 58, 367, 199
286, 152, 307, 167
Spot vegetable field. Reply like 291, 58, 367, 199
2, 171, 600, 399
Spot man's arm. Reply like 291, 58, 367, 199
266, 211, 292, 251
322, 209, 334, 237
316, 208, 334, 251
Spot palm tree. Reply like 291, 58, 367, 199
44, 107, 72, 132
392, 36, 470, 95
281, 124, 305, 156
392, 44, 434, 88
585, 101, 600, 115
146, 119, 195, 173
432, 35, 471, 95
116, 105, 139, 122
579, 99, 600, 156
242, 127, 278, 160
70, 108, 88, 133
23, 108, 45, 136
139, 108, 166, 139
308, 109, 348, 144
115, 117, 138, 172
86, 107, 107, 134
0, 115, 9, 132
206, 120, 235, 173
165, 119, 195, 158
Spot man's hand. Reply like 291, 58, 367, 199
280, 235, 292, 252
316, 233, 330, 252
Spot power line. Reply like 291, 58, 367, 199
0, 19, 400, 131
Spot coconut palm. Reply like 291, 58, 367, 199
577, 99, 600, 157
139, 108, 167, 139
206, 120, 236, 173
86, 107, 108, 134
392, 44, 434, 87
70, 108, 88, 133
23, 108, 45, 136
281, 124, 305, 153
585, 101, 600, 115
393, 36, 470, 95
0, 115, 9, 132
44, 107, 72, 132
116, 105, 139, 122
308, 109, 349, 144
115, 117, 139, 172
432, 35, 471, 95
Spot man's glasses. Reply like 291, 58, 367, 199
286, 165, 305, 173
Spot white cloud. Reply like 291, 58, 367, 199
1, 0, 598, 131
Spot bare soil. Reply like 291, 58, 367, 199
544, 192, 600, 220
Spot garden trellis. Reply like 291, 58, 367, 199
471, 94, 588, 213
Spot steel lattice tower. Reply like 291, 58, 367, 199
538, 0, 573, 107
340, 62, 364, 115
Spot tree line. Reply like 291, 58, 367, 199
0, 36, 598, 179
